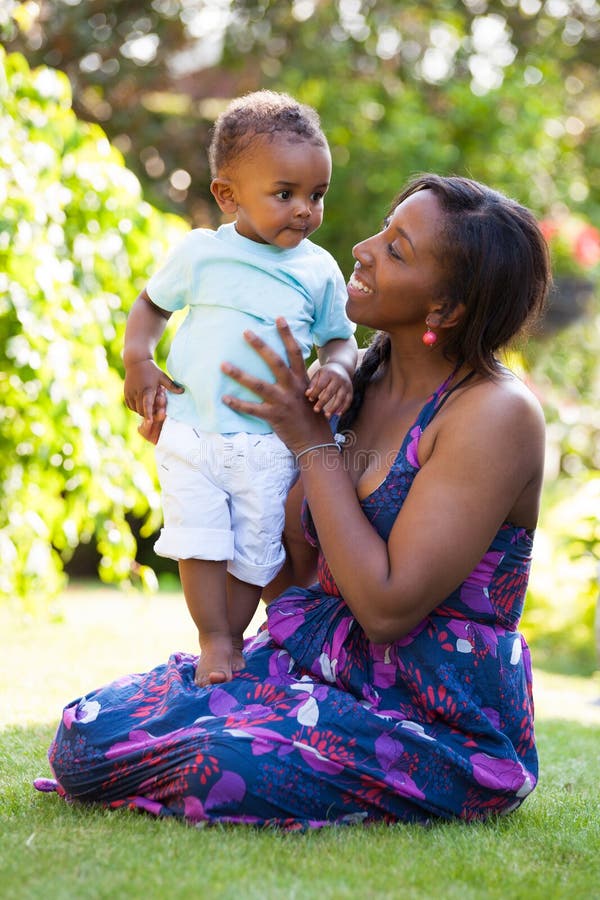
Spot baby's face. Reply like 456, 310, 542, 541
227, 135, 332, 249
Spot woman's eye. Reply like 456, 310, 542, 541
387, 243, 403, 261
276, 190, 291, 200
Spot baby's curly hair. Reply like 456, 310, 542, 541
208, 90, 328, 177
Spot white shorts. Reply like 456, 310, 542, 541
153, 418, 298, 586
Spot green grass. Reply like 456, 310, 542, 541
1, 584, 599, 900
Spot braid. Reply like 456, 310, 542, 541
337, 332, 390, 434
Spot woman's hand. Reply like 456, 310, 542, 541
221, 318, 334, 456
137, 384, 167, 444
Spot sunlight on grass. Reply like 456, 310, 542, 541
1, 585, 599, 899
0, 582, 268, 728
1, 719, 598, 900
2, 582, 598, 730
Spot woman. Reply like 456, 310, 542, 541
35, 175, 550, 827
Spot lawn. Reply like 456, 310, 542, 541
2, 584, 599, 900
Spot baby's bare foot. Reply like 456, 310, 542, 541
232, 652, 245, 672
195, 635, 233, 687
231, 636, 245, 673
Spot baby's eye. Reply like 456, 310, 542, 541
276, 190, 292, 200
310, 191, 324, 202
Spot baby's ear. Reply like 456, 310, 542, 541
210, 178, 237, 213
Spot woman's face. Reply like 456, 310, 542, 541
346, 189, 448, 332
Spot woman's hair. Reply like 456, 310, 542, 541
338, 174, 551, 432
208, 91, 327, 177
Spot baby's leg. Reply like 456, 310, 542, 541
226, 574, 262, 672
179, 558, 233, 686
226, 433, 297, 669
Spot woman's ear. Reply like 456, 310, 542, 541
430, 301, 466, 330
210, 178, 237, 214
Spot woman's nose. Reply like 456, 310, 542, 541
352, 238, 371, 265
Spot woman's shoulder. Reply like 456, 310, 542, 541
465, 369, 545, 432
421, 368, 545, 468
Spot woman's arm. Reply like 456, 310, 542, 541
222, 321, 545, 643
300, 382, 544, 641
261, 479, 319, 604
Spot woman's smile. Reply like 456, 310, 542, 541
347, 271, 373, 295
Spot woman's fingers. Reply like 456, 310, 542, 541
221, 392, 269, 420
232, 320, 308, 386
222, 319, 308, 397
221, 360, 275, 401
275, 317, 309, 380
138, 416, 163, 444
220, 321, 317, 431
237, 327, 294, 388
220, 355, 279, 423
141, 386, 157, 423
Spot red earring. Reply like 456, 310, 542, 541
422, 325, 437, 346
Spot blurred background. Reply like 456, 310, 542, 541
1, 0, 599, 675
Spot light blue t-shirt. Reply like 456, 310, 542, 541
147, 223, 355, 434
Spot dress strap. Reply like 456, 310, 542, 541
430, 370, 476, 422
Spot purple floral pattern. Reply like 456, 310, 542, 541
35, 375, 538, 827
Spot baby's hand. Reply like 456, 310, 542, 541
305, 363, 353, 418
124, 360, 183, 424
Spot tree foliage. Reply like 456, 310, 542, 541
0, 49, 187, 604
218, 0, 600, 272
3, 0, 599, 260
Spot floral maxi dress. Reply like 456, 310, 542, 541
35, 374, 538, 827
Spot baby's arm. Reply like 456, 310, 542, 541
305, 336, 358, 417
123, 289, 183, 426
